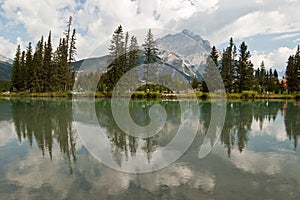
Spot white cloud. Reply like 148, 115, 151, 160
0, 121, 17, 147
0, 36, 18, 58
250, 112, 288, 142
1, 0, 74, 39
252, 46, 296, 75
208, 11, 290, 45
0, 0, 222, 59
0, 0, 300, 62
273, 33, 300, 40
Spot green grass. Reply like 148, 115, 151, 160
0, 90, 299, 100
0, 91, 73, 98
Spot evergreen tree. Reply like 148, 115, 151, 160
65, 16, 72, 61
210, 46, 219, 67
11, 45, 21, 91
25, 42, 33, 91
286, 55, 298, 92
259, 61, 266, 89
19, 51, 26, 91
220, 37, 236, 93
124, 32, 129, 72
266, 68, 275, 92
69, 29, 77, 64
129, 36, 138, 70
203, 47, 222, 92
235, 41, 254, 93
32, 37, 44, 92
43, 31, 53, 91
56, 38, 70, 91
106, 25, 125, 91
142, 29, 158, 92
128, 35, 139, 91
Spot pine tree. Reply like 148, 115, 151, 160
259, 61, 266, 88
204, 48, 222, 92
210, 46, 219, 67
25, 42, 33, 91
286, 55, 297, 92
143, 29, 158, 64
43, 31, 52, 91
19, 51, 26, 91
32, 37, 44, 92
129, 36, 138, 70
221, 37, 236, 93
106, 25, 125, 91
236, 41, 254, 93
69, 29, 77, 64
65, 16, 72, 60
57, 38, 69, 91
53, 17, 76, 92
11, 45, 21, 91
124, 32, 129, 72
128, 35, 139, 91
142, 29, 158, 92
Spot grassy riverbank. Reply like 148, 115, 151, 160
0, 91, 299, 100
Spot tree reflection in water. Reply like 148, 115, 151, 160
95, 99, 181, 165
284, 102, 300, 149
11, 99, 76, 173
9, 98, 300, 169
207, 101, 298, 157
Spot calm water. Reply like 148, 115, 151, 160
1, 98, 300, 199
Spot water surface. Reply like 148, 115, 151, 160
1, 98, 300, 199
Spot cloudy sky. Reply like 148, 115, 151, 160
0, 0, 300, 76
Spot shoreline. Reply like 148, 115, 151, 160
0, 91, 299, 100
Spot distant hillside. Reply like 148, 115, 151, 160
0, 61, 12, 80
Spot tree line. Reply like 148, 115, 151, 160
11, 17, 76, 92
199, 38, 281, 94
285, 45, 300, 93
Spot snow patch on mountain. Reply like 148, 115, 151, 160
156, 29, 211, 79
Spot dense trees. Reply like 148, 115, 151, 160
285, 45, 300, 93
11, 17, 76, 92
98, 26, 159, 93
219, 36, 300, 95
217, 38, 281, 93
219, 39, 255, 93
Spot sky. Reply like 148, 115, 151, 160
0, 0, 300, 76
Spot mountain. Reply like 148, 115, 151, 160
156, 29, 211, 57
155, 29, 211, 79
72, 55, 109, 73
0, 61, 12, 80
0, 55, 13, 64
72, 30, 211, 80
